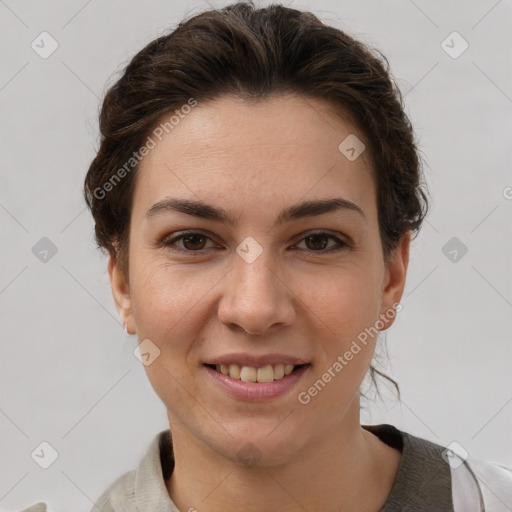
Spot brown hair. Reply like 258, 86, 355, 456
84, 1, 429, 398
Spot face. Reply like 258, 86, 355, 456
110, 93, 409, 466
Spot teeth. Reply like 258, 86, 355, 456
256, 365, 274, 383
229, 364, 241, 379
214, 363, 298, 382
240, 366, 257, 382
284, 364, 294, 375
274, 364, 284, 379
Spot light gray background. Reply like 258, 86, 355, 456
1, 0, 511, 510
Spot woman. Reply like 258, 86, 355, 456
82, 2, 511, 511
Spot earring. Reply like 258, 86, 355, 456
124, 323, 129, 334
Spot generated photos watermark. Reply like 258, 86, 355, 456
92, 97, 198, 200
297, 302, 402, 405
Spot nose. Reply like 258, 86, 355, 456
217, 247, 296, 335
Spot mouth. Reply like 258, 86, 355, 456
204, 363, 310, 383
203, 361, 311, 401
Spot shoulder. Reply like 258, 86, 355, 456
90, 429, 172, 512
92, 469, 137, 511
402, 428, 512, 511
7, 504, 48, 512
369, 424, 512, 512
460, 457, 512, 511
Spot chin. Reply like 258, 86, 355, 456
213, 420, 309, 468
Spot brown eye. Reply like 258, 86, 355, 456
296, 231, 348, 253
162, 231, 216, 252
304, 234, 329, 251
162, 230, 348, 255
181, 233, 207, 250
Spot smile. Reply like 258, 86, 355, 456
208, 363, 303, 382
203, 363, 311, 401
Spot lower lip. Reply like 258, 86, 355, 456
203, 364, 310, 401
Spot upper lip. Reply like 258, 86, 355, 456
205, 353, 310, 367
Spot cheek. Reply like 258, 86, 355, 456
294, 273, 380, 414
129, 260, 229, 396
129, 263, 199, 380
129, 264, 205, 409
297, 266, 382, 400
301, 265, 381, 337
130, 259, 222, 330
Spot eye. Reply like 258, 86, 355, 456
161, 230, 349, 254
162, 231, 217, 252
293, 231, 349, 253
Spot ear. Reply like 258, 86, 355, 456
378, 230, 410, 330
108, 251, 135, 334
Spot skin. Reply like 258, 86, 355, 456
109, 93, 409, 511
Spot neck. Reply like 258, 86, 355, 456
166, 399, 400, 512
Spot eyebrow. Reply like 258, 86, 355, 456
145, 197, 366, 226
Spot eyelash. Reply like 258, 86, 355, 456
161, 230, 349, 255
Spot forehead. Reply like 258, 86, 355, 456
132, 94, 376, 219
